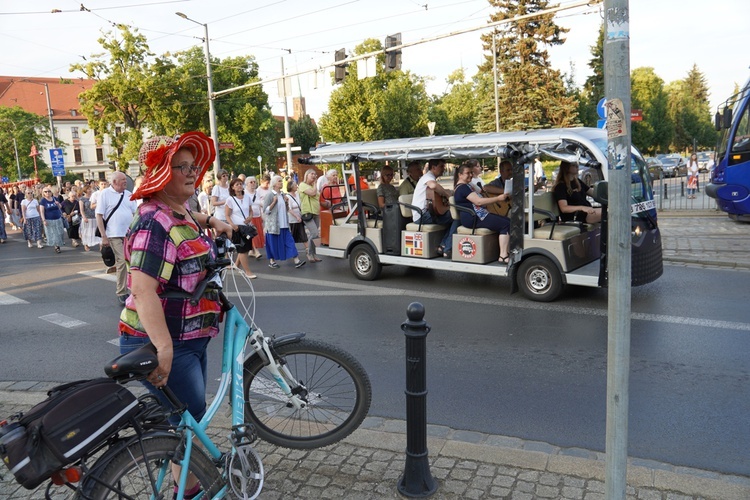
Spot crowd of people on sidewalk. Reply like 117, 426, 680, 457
0, 180, 108, 251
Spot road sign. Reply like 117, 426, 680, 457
631, 109, 643, 122
597, 98, 606, 119
276, 146, 302, 152
280, 137, 295, 145
1, 176, 8, 183
49, 148, 65, 176
218, 142, 235, 149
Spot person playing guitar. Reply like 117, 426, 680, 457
481, 159, 514, 216
411, 159, 457, 257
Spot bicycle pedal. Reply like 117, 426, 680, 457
231, 423, 258, 446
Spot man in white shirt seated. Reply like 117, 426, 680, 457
411, 159, 457, 257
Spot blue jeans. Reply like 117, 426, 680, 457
120, 334, 211, 426
417, 212, 458, 252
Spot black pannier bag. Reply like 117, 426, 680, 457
0, 378, 138, 489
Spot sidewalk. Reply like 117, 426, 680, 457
1, 383, 749, 499
656, 211, 750, 270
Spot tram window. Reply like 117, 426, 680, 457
731, 102, 750, 153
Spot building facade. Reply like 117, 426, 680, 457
0, 76, 130, 181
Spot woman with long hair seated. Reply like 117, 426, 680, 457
552, 160, 601, 224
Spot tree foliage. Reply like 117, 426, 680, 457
429, 69, 480, 135
70, 25, 275, 174
318, 38, 430, 142
666, 64, 717, 151
476, 0, 578, 132
576, 24, 604, 127
631, 67, 672, 154
290, 114, 321, 154
0, 106, 51, 181
70, 25, 155, 164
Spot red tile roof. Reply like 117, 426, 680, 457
0, 76, 94, 121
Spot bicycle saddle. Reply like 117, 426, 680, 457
105, 342, 158, 382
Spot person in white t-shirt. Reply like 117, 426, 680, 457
95, 171, 137, 305
210, 169, 231, 221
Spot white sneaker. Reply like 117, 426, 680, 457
28, 241, 33, 248
37, 242, 43, 249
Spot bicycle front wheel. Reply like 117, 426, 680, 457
83, 435, 224, 500
243, 339, 372, 449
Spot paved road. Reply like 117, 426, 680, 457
1, 216, 749, 499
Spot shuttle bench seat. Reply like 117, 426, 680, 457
398, 194, 447, 258
448, 196, 499, 263
531, 191, 596, 241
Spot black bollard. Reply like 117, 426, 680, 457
397, 302, 438, 497
680, 180, 685, 197
663, 182, 668, 200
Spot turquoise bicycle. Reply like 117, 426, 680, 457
68, 236, 371, 499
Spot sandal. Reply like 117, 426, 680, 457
436, 244, 446, 256
499, 255, 510, 265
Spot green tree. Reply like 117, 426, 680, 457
290, 114, 321, 154
318, 38, 430, 142
70, 25, 156, 166
72, 26, 276, 175
0, 107, 51, 181
631, 67, 673, 154
666, 65, 717, 152
577, 24, 604, 127
476, 0, 578, 132
429, 69, 479, 135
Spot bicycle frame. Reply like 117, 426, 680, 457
170, 304, 251, 500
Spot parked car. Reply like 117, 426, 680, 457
646, 157, 664, 178
659, 155, 687, 177
697, 151, 714, 172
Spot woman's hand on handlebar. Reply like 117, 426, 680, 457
211, 218, 233, 236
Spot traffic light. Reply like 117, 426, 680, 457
385, 33, 402, 72
334, 48, 347, 83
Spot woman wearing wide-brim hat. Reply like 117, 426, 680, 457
117, 131, 233, 497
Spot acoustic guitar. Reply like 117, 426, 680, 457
480, 188, 511, 217
426, 187, 450, 217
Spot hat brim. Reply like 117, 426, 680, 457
132, 131, 216, 200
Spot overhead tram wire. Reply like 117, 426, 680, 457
213, 0, 602, 99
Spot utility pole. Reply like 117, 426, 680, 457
603, 1, 632, 499
280, 58, 294, 175
492, 31, 500, 133
176, 12, 221, 179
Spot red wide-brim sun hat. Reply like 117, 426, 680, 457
131, 131, 216, 200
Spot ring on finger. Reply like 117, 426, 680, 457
157, 374, 164, 380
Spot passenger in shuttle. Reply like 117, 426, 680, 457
552, 160, 602, 224
376, 165, 399, 208
453, 164, 511, 264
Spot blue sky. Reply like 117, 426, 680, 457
2, 0, 748, 121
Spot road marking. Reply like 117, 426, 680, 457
107, 338, 119, 346
77, 270, 116, 282
233, 274, 750, 332
0, 291, 29, 305
39, 313, 87, 329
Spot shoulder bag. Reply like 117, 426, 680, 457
95, 192, 124, 238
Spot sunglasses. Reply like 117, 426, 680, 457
172, 164, 201, 176
43, 190, 52, 193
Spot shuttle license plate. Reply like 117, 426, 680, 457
631, 199, 656, 214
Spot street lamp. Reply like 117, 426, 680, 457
176, 12, 221, 179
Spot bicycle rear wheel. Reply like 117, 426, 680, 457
243, 339, 372, 449
83, 435, 224, 500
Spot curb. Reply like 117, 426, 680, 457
2, 386, 749, 500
